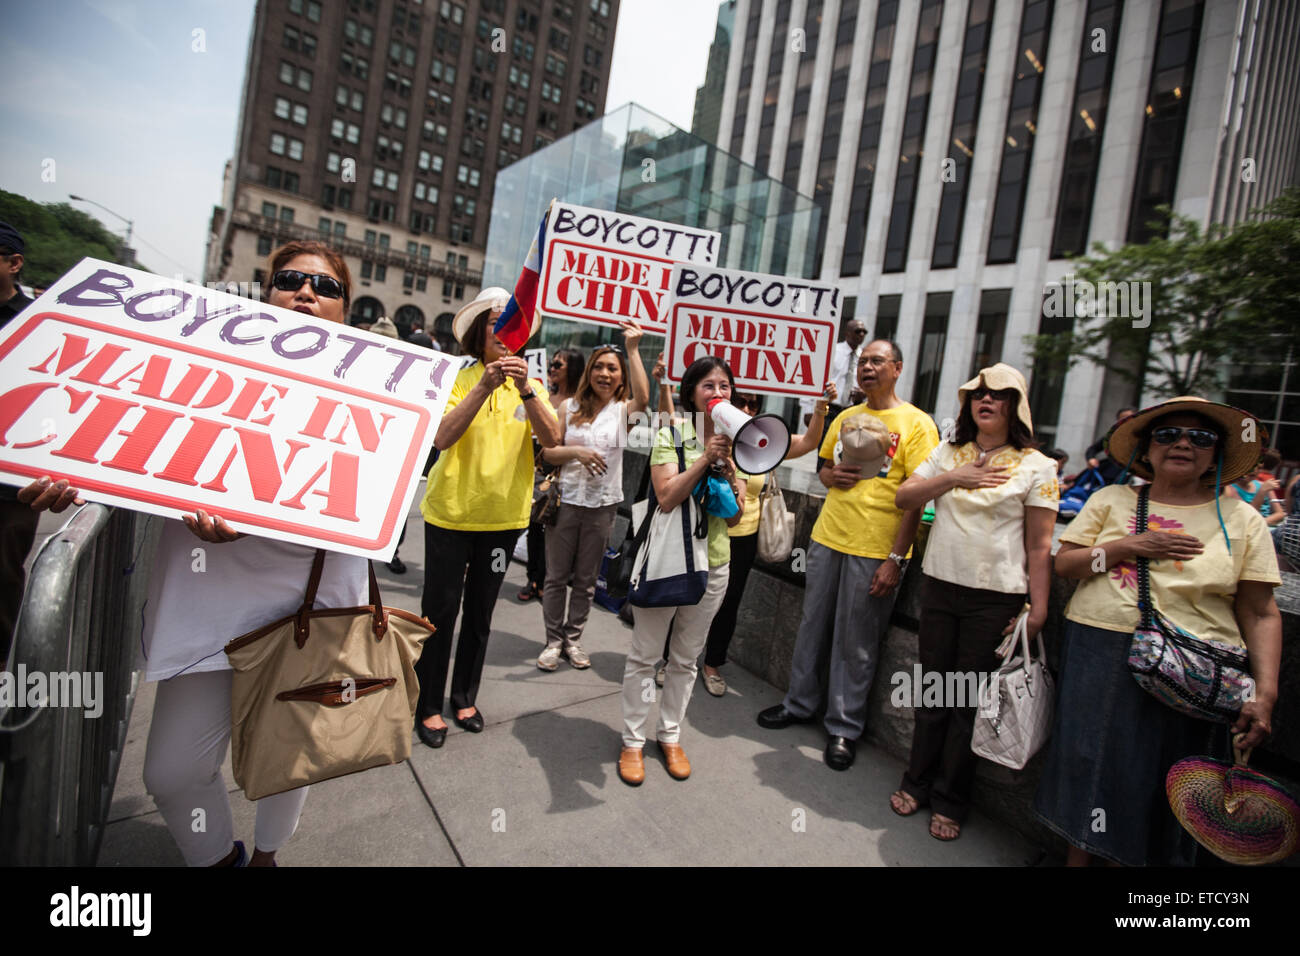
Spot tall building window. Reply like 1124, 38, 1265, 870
1028, 305, 1073, 443
1051, 0, 1124, 258
986, 0, 1054, 264
970, 288, 1010, 376
1127, 0, 1203, 243
932, 0, 993, 269
882, 0, 944, 273
753, 0, 792, 174
914, 293, 952, 414
811, 1, 859, 276
728, 1, 763, 159
875, 294, 901, 342
839, 0, 898, 277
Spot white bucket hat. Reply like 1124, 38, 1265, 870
451, 286, 512, 345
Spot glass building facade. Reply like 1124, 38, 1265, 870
484, 102, 820, 421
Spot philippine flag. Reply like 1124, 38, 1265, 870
494, 201, 552, 353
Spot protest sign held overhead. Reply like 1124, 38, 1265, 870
0, 259, 457, 560
664, 264, 839, 400
538, 201, 720, 334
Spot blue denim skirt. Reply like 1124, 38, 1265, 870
1032, 620, 1228, 866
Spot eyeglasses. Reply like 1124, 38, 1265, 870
548, 360, 564, 370
271, 270, 344, 300
858, 355, 896, 368
1151, 426, 1219, 448
970, 387, 1016, 402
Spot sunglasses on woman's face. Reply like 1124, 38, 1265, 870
548, 360, 564, 370
1151, 426, 1219, 448
271, 270, 344, 299
970, 387, 1016, 402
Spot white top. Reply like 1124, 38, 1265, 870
829, 340, 861, 405
141, 520, 370, 682
557, 399, 626, 508
912, 442, 1060, 593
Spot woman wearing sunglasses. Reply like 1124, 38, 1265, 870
518, 348, 586, 603
536, 325, 648, 671
889, 364, 1058, 841
1036, 397, 1282, 866
20, 241, 362, 866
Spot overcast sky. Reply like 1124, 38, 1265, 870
0, 0, 720, 281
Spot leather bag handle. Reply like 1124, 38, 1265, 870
294, 549, 388, 648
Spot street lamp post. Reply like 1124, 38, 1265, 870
68, 194, 133, 266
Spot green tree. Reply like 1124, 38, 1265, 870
0, 189, 132, 289
1026, 187, 1299, 400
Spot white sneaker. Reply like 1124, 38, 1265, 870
537, 645, 563, 671
565, 644, 591, 669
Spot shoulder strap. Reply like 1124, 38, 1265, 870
1135, 485, 1153, 628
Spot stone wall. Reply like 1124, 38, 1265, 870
620, 450, 1300, 851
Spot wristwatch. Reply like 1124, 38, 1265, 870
887, 552, 908, 568
519, 389, 537, 401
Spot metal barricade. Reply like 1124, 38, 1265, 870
0, 505, 159, 866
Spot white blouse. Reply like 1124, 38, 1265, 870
557, 399, 626, 508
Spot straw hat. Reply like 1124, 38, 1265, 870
957, 363, 1033, 432
1105, 396, 1265, 485
451, 286, 511, 345
839, 413, 893, 474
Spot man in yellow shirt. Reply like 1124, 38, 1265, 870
758, 340, 939, 770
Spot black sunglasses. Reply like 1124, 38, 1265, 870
548, 360, 564, 370
970, 387, 1016, 402
1150, 426, 1219, 449
271, 269, 344, 299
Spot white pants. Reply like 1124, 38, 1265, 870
142, 670, 308, 866
621, 564, 729, 749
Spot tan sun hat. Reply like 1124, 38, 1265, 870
957, 363, 1033, 433
1105, 396, 1266, 486
370, 315, 400, 339
839, 413, 893, 474
451, 286, 512, 345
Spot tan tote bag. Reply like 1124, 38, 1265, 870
756, 471, 796, 563
224, 550, 433, 800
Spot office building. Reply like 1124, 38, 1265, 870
205, 0, 618, 345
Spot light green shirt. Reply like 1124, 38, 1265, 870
649, 422, 729, 568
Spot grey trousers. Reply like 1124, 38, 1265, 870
542, 501, 618, 648
783, 541, 900, 739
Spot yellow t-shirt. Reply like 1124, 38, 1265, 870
811, 402, 940, 559
421, 362, 555, 532
1060, 485, 1281, 648
913, 442, 1059, 593
648, 422, 729, 568
729, 471, 766, 538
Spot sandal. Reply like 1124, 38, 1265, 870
929, 813, 961, 842
889, 790, 920, 817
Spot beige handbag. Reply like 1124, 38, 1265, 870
224, 550, 433, 800
756, 471, 796, 563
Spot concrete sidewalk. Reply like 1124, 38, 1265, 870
98, 500, 1040, 867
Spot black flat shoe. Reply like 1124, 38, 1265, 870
824, 735, 856, 771
386, 557, 407, 574
453, 709, 484, 733
756, 704, 814, 729
416, 721, 447, 749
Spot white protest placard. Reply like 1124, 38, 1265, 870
0, 259, 459, 560
664, 264, 840, 399
538, 201, 720, 335
525, 347, 547, 382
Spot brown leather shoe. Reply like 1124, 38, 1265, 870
659, 741, 691, 780
618, 747, 645, 786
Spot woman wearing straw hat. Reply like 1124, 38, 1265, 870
413, 288, 559, 749
890, 364, 1059, 841
1035, 397, 1283, 866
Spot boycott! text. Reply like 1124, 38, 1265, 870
674, 269, 839, 318
551, 207, 716, 260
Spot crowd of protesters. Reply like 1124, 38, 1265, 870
2, 229, 1291, 868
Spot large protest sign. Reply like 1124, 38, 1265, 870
538, 201, 720, 334
0, 259, 457, 559
664, 264, 839, 399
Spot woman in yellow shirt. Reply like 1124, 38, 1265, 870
1036, 397, 1282, 866
413, 288, 559, 749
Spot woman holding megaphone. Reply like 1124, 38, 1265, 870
618, 356, 746, 786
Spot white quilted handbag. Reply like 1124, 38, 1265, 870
756, 471, 795, 563
971, 611, 1055, 770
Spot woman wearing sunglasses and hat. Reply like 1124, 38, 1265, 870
889, 364, 1059, 841
1035, 397, 1282, 866
413, 288, 560, 749
21, 241, 364, 866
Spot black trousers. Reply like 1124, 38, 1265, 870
900, 575, 1026, 822
416, 522, 521, 717
0, 498, 38, 664
525, 520, 546, 588
703, 531, 758, 667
